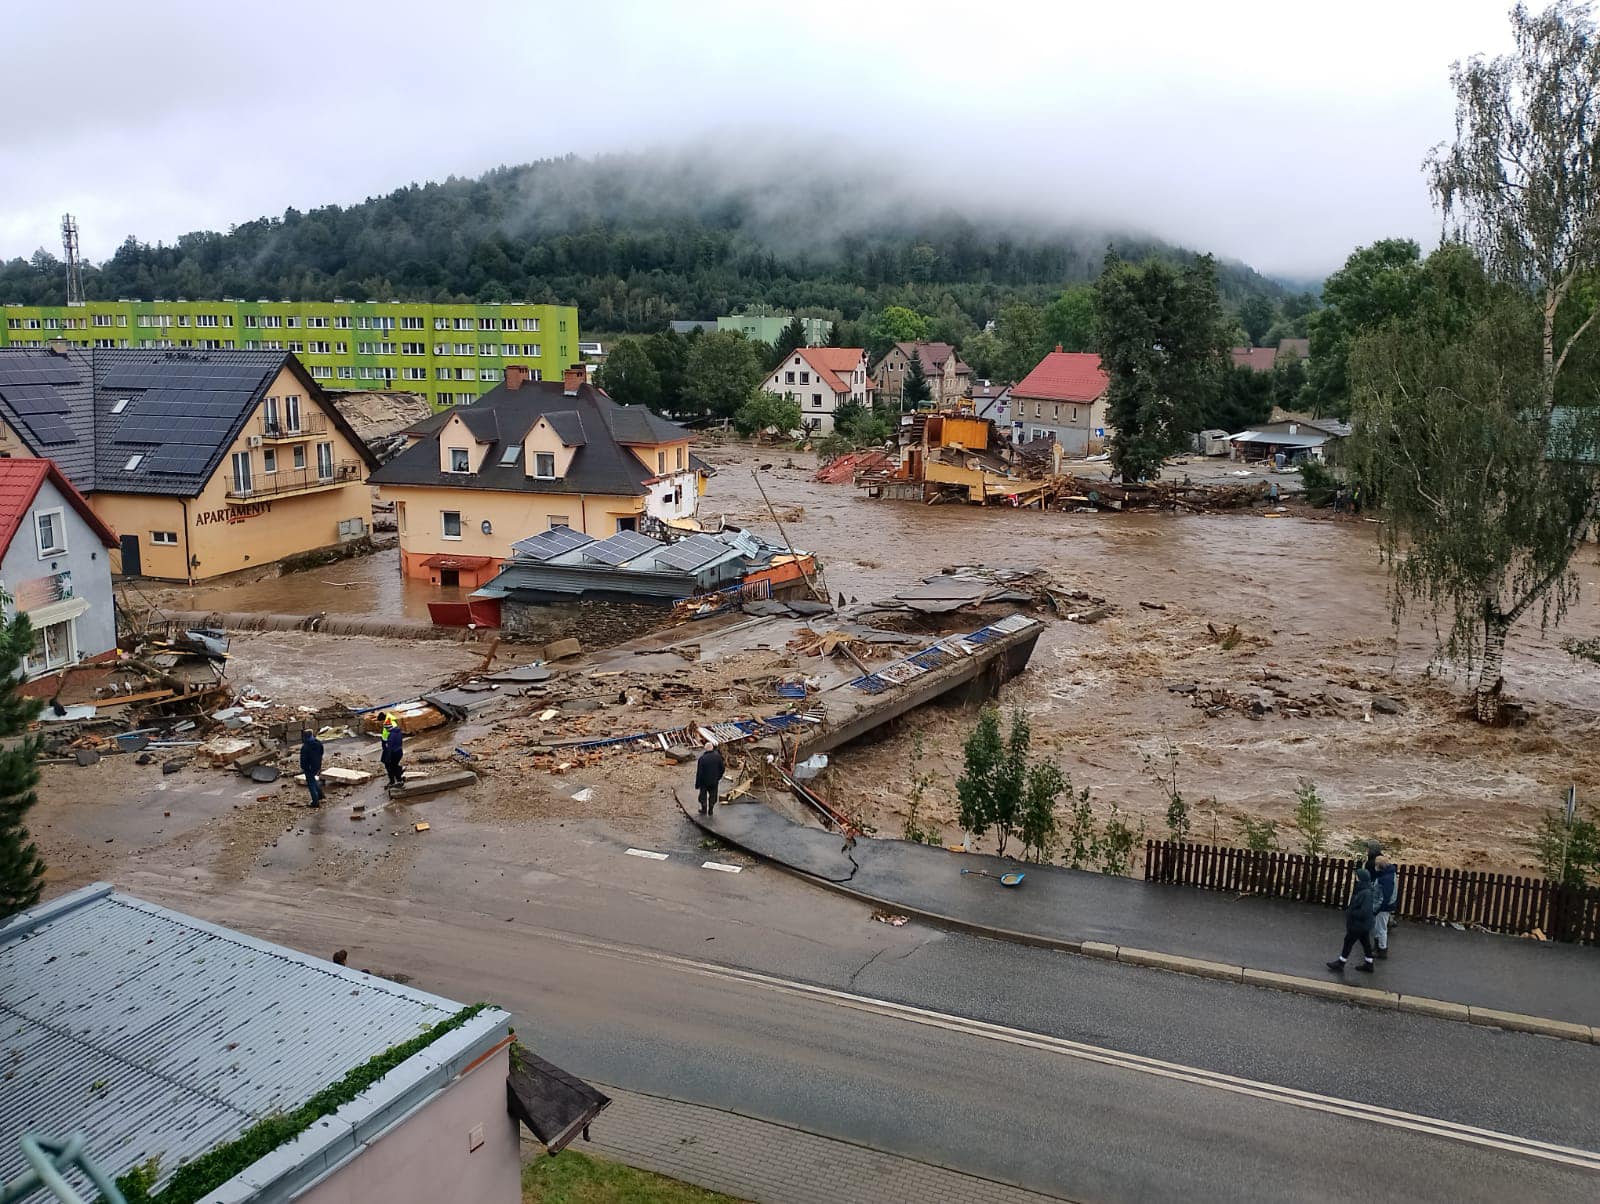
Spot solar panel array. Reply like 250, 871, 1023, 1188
104, 359, 276, 477
0, 362, 80, 387
511, 526, 595, 561
0, 381, 77, 446
653, 533, 730, 573
583, 530, 662, 566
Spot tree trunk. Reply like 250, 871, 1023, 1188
1475, 609, 1510, 724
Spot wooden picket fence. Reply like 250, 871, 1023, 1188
1143, 839, 1600, 945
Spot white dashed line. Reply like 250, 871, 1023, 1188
701, 861, 742, 873
625, 848, 670, 861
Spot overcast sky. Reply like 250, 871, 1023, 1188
1, 0, 1526, 279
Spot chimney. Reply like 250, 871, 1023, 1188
47, 337, 71, 356
504, 364, 529, 391
1054, 344, 1063, 353
562, 364, 586, 396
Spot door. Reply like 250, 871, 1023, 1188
231, 450, 252, 495
316, 441, 334, 481
439, 569, 460, 588
119, 534, 141, 577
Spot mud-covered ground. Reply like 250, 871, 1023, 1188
698, 439, 1600, 873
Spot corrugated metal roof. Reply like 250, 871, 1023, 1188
0, 884, 472, 1198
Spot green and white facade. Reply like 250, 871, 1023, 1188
0, 299, 578, 409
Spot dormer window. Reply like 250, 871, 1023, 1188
111, 398, 130, 414
449, 447, 469, 472
533, 452, 557, 479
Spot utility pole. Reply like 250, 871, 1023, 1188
60, 214, 84, 305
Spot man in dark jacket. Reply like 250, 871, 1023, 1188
1328, 867, 1379, 973
300, 729, 324, 808
695, 746, 725, 815
380, 714, 404, 787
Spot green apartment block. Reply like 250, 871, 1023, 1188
716, 314, 832, 345
0, 299, 579, 409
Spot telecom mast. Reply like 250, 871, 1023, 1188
61, 213, 84, 305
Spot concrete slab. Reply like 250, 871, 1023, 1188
388, 769, 478, 799
1467, 1007, 1594, 1042
1079, 941, 1119, 960
1242, 968, 1398, 1008
1119, 947, 1244, 983
1398, 996, 1471, 1023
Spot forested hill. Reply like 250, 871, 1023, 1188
0, 152, 1286, 331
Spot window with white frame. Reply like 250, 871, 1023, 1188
151, 530, 178, 544
436, 367, 452, 380
478, 369, 498, 381
373, 316, 394, 331
478, 344, 496, 356
307, 316, 329, 328
501, 344, 518, 356
533, 452, 556, 479
435, 317, 450, 330
455, 368, 474, 380
449, 447, 470, 472
402, 367, 427, 380
35, 509, 65, 557
25, 618, 75, 675
501, 318, 517, 330
356, 317, 372, 329
334, 316, 352, 329
93, 314, 113, 327
401, 342, 425, 355
262, 448, 278, 474
307, 341, 332, 354
479, 317, 496, 330
293, 445, 307, 470
196, 314, 219, 327
286, 316, 299, 328
316, 442, 334, 480
400, 316, 424, 330
337, 366, 354, 379
523, 343, 541, 357
454, 318, 473, 330
261, 316, 282, 328
442, 510, 462, 539
521, 318, 540, 331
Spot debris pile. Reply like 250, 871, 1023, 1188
813, 450, 892, 485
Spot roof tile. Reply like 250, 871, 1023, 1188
1012, 351, 1109, 403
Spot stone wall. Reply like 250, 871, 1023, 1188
499, 597, 671, 648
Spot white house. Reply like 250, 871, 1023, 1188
758, 347, 873, 435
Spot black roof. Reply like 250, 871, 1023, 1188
0, 348, 379, 498
370, 379, 690, 498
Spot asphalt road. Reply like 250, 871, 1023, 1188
103, 802, 1600, 1203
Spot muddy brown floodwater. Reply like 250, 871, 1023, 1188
128, 436, 1600, 873
701, 438, 1600, 873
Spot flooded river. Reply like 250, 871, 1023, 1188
163, 438, 1600, 870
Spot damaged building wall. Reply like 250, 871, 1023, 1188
498, 597, 669, 646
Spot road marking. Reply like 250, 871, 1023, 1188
203, 788, 225, 797
701, 861, 742, 873
527, 925, 1600, 1174
625, 848, 669, 861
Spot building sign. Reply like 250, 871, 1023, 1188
195, 501, 274, 527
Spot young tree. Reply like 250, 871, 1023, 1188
682, 331, 765, 419
956, 706, 1002, 843
733, 390, 801, 439
595, 336, 661, 407
0, 606, 44, 919
1291, 779, 1330, 856
902, 352, 932, 410
1093, 254, 1231, 481
1019, 763, 1066, 862
987, 710, 1032, 859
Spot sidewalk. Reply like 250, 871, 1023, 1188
557, 1084, 1068, 1204
693, 803, 1600, 1031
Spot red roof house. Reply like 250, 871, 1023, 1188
1012, 349, 1110, 404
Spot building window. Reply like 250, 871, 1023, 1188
286, 341, 303, 353
478, 369, 498, 381
676, 446, 685, 471
785, 372, 795, 384
449, 447, 470, 472
151, 530, 178, 545
501, 344, 518, 356
261, 316, 282, 328
479, 344, 497, 356
523, 343, 541, 357
454, 318, 473, 331
196, 314, 218, 327
811, 394, 823, 408
34, 508, 65, 557
436, 368, 452, 380
231, 450, 252, 495
93, 314, 112, 327
25, 618, 74, 675
401, 342, 425, 355
316, 442, 334, 480
123, 453, 143, 470
337, 366, 354, 379
334, 316, 352, 329
396, 501, 407, 533
522, 318, 540, 331
657, 450, 666, 473
286, 316, 299, 328
262, 448, 277, 474
307, 340, 332, 354
310, 366, 332, 379
243, 315, 259, 328
401, 316, 423, 330
456, 368, 474, 380
373, 317, 394, 331
533, 452, 556, 479
293, 445, 307, 470
307, 316, 329, 328
442, 510, 462, 539
402, 367, 426, 380
501, 318, 518, 330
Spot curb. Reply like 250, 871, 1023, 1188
695, 816, 1597, 1046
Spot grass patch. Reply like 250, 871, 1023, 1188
522, 1150, 743, 1203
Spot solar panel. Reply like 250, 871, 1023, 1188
653, 534, 729, 573
510, 526, 595, 561
583, 530, 662, 566
0, 362, 80, 387
23, 415, 77, 446
144, 445, 213, 474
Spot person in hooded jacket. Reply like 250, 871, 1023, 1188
1367, 843, 1399, 958
299, 728, 324, 808
1327, 867, 1379, 973
379, 714, 404, 787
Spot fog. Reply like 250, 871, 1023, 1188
0, 0, 1522, 279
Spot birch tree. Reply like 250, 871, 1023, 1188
1353, 2, 1600, 723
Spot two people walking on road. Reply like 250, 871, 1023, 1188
1328, 841, 1399, 973
300, 728, 324, 808
695, 745, 725, 815
379, 713, 405, 788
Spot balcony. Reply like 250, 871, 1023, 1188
257, 413, 328, 441
227, 461, 362, 500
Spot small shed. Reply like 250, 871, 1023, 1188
1197, 429, 1230, 456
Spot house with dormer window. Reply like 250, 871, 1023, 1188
370, 365, 708, 589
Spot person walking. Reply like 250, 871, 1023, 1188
1370, 845, 1399, 958
379, 713, 405, 788
299, 728, 325, 809
695, 745, 725, 815
1328, 867, 1380, 973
